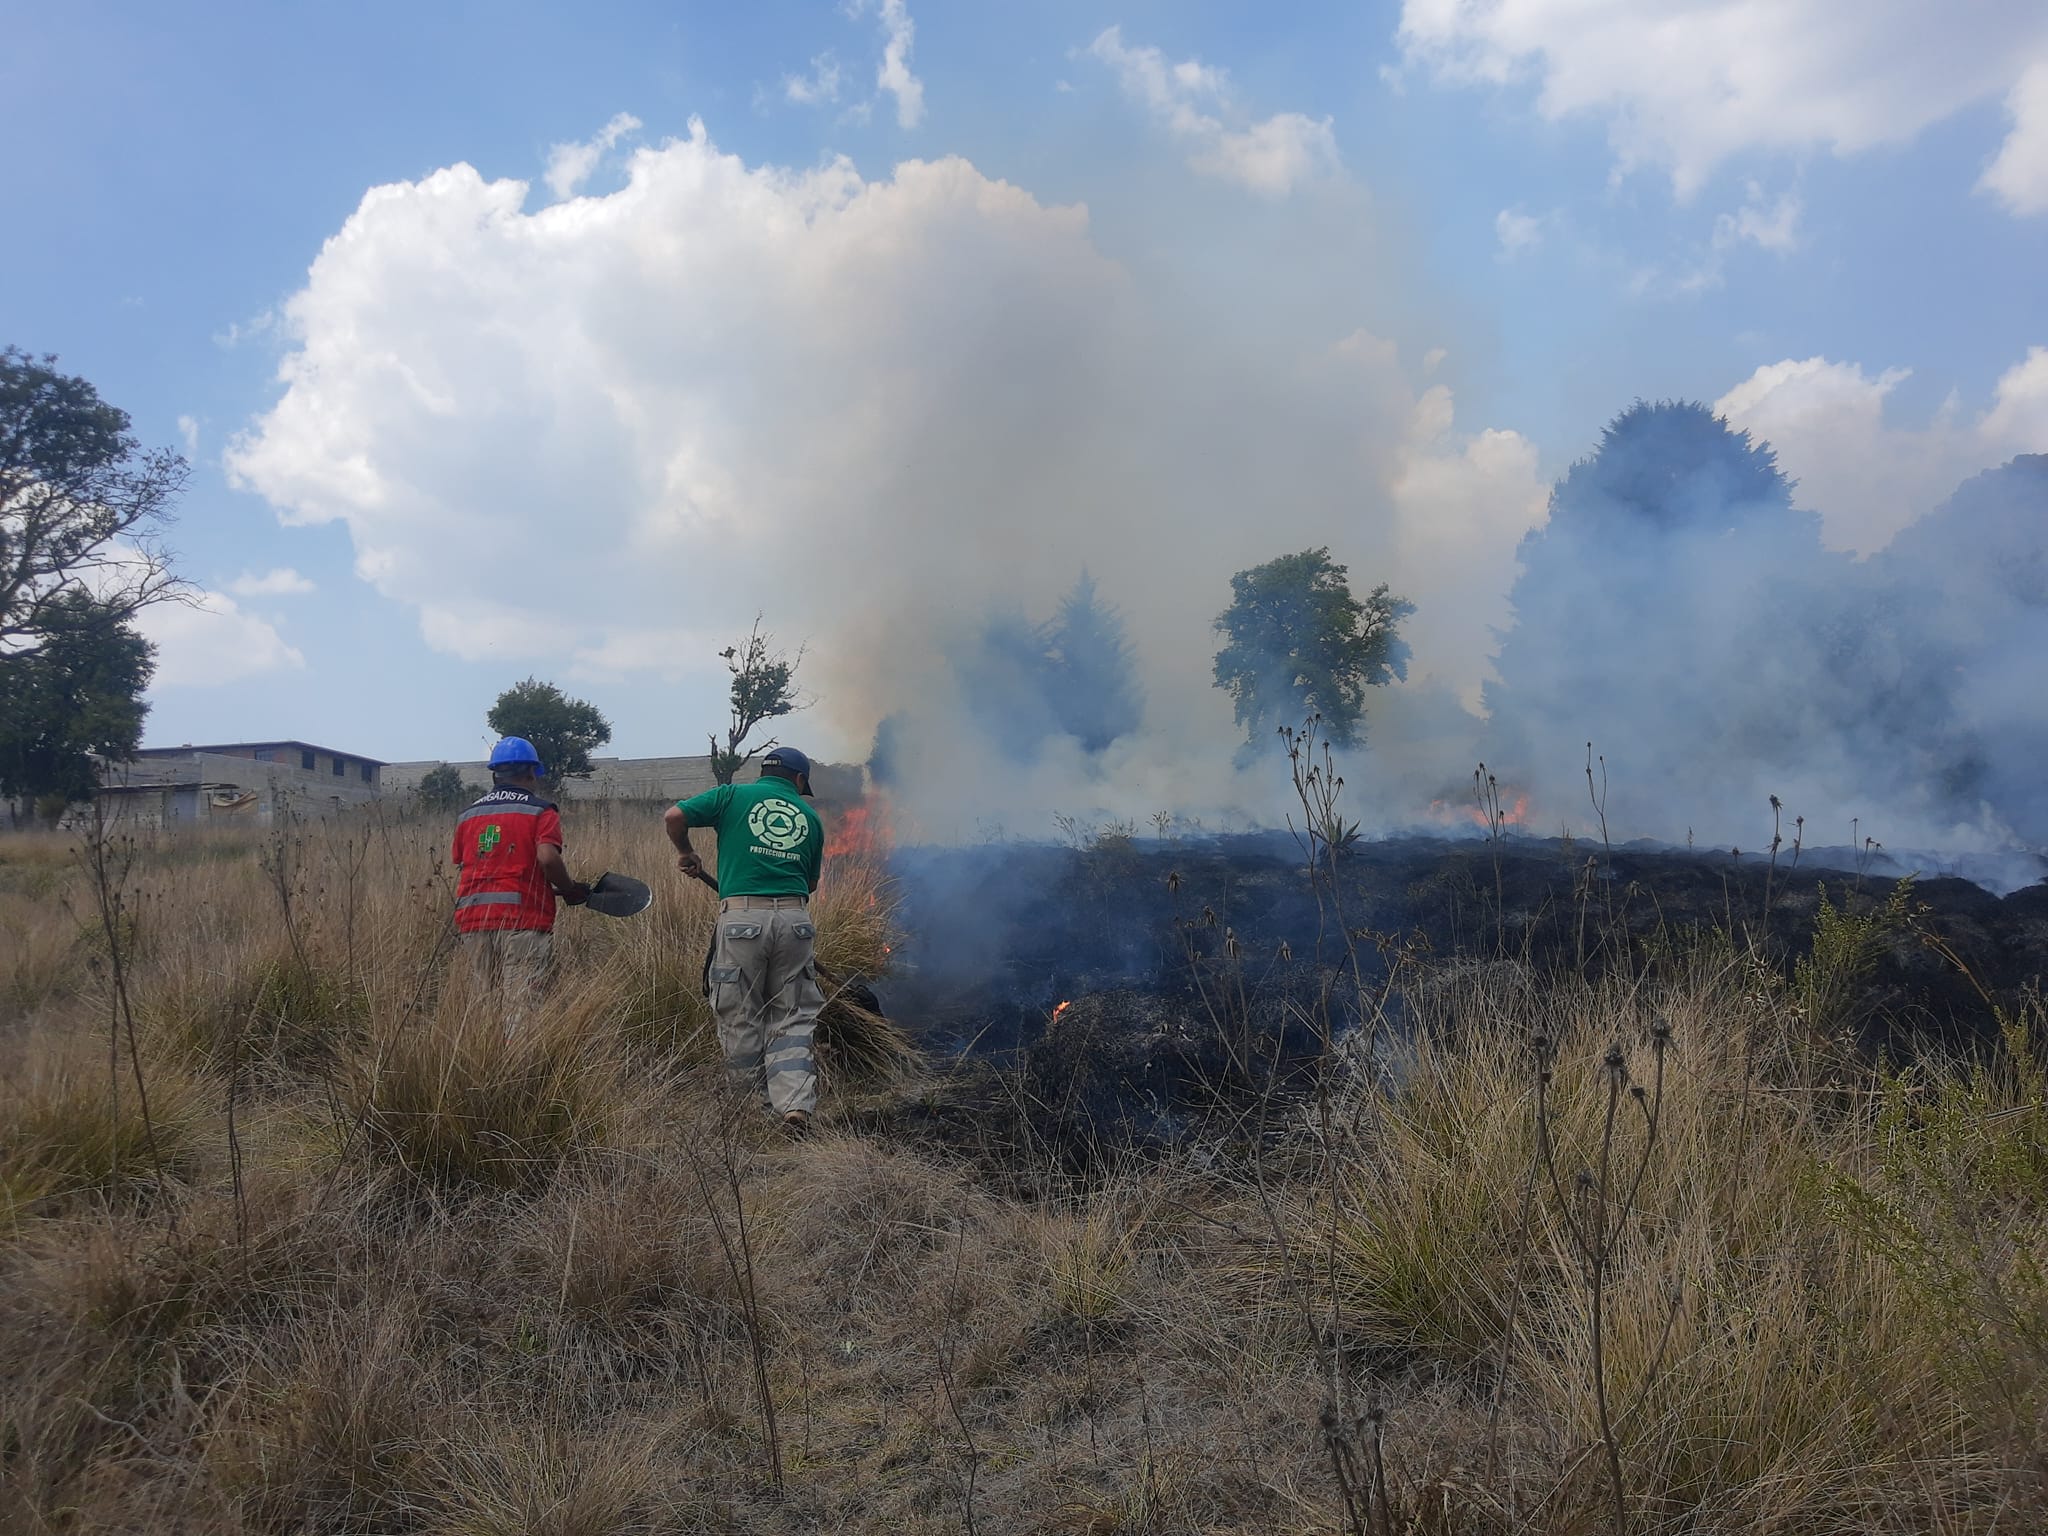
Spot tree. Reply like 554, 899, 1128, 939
486, 677, 611, 796
2, 348, 189, 659
0, 591, 154, 810
1482, 400, 1836, 825
415, 763, 482, 813
953, 573, 1143, 763
1043, 571, 1142, 753
1212, 547, 1411, 755
710, 617, 806, 784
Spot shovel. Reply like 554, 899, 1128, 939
583, 871, 652, 918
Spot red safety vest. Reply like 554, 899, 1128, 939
450, 788, 564, 932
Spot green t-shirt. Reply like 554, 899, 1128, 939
677, 779, 824, 898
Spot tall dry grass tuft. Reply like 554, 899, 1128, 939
1307, 1024, 1541, 1367
1266, 940, 2048, 1530
810, 844, 894, 979
0, 1024, 209, 1221
201, 1299, 431, 1530
0, 847, 82, 1020
335, 977, 654, 1193
421, 1424, 658, 1536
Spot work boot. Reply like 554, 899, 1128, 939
781, 1110, 813, 1140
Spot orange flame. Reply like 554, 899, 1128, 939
1052, 1000, 1072, 1023
826, 794, 895, 860
1424, 790, 1532, 831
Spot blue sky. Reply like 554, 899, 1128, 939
6, 0, 2046, 767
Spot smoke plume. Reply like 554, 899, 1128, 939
223, 118, 2048, 860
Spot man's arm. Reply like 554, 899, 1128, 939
664, 804, 708, 882
535, 843, 590, 905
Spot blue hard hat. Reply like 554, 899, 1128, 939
762, 746, 811, 779
488, 736, 544, 773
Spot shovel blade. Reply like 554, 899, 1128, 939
584, 871, 652, 918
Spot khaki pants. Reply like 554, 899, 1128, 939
708, 897, 823, 1116
462, 929, 553, 1032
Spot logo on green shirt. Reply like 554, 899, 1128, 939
477, 823, 502, 856
677, 780, 819, 898
748, 799, 807, 852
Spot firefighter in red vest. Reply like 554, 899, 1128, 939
450, 737, 590, 1020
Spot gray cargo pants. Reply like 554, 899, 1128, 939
708, 896, 823, 1116
462, 929, 553, 1034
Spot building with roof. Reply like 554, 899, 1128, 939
88, 740, 388, 828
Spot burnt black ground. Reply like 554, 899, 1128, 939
883, 832, 2048, 1047
853, 833, 2048, 1169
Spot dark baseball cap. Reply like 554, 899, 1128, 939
762, 746, 812, 782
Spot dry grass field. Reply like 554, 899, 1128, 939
2, 807, 2045, 1533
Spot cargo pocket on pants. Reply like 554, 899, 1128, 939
795, 961, 827, 1020
707, 962, 744, 1020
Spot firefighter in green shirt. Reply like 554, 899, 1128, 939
664, 747, 827, 1133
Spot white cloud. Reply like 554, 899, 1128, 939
1713, 182, 1801, 252
1397, 0, 2048, 206
875, 0, 925, 128
784, 53, 843, 106
1494, 207, 1547, 258
67, 553, 303, 689
1981, 60, 2048, 215
543, 112, 642, 200
1714, 347, 2048, 554
227, 567, 316, 598
226, 120, 1544, 779
1086, 27, 1339, 196
176, 414, 200, 456
1626, 182, 1801, 298
136, 590, 303, 687
1980, 345, 2048, 446
212, 309, 277, 350
1382, 376, 1550, 708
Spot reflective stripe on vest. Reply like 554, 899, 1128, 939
455, 891, 526, 910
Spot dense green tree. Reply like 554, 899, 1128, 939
710, 618, 806, 784
1482, 400, 1835, 818
0, 592, 154, 809
2, 347, 189, 658
486, 677, 611, 795
414, 763, 483, 813
1212, 547, 1411, 754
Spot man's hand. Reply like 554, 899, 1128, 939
537, 843, 586, 906
676, 849, 704, 880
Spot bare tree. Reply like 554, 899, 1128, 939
2, 348, 190, 659
709, 616, 806, 784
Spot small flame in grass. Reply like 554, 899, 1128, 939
827, 794, 895, 860
1052, 1000, 1072, 1023
1424, 789, 1533, 831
